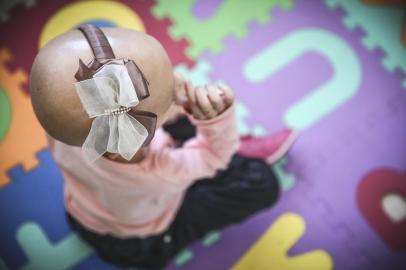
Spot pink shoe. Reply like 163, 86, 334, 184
238, 128, 298, 164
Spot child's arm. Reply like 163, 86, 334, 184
156, 76, 239, 186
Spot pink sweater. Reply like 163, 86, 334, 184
49, 105, 239, 238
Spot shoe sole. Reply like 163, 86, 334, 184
266, 130, 299, 164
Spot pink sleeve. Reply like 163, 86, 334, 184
155, 104, 240, 186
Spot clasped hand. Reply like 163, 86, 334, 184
173, 73, 234, 120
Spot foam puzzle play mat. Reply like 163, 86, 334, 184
0, 0, 405, 269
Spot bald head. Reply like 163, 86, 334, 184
30, 28, 174, 146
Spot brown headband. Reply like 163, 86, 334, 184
74, 24, 157, 146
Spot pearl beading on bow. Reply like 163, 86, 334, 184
104, 107, 132, 116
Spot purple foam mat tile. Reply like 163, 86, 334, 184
294, 150, 401, 261
272, 194, 367, 269
286, 147, 330, 182
333, 221, 406, 270
201, 0, 406, 266
251, 157, 400, 268
292, 156, 406, 268
184, 0, 406, 268
192, 0, 222, 20
391, 65, 406, 84
279, 188, 380, 269
386, 90, 406, 116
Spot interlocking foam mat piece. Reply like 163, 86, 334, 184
0, 0, 405, 269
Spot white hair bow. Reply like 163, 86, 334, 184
74, 64, 149, 162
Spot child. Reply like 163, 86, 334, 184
30, 25, 295, 269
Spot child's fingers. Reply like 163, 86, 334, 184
177, 80, 193, 113
185, 80, 196, 105
195, 87, 217, 119
185, 85, 205, 119
174, 87, 187, 106
207, 85, 225, 113
218, 83, 234, 107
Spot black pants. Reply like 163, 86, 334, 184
66, 118, 280, 269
